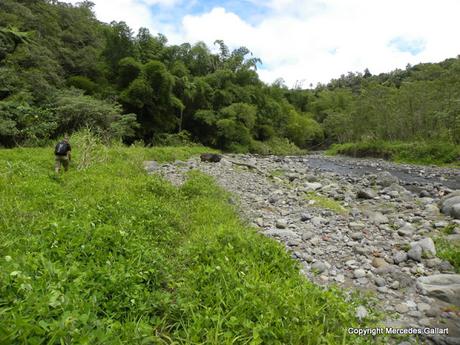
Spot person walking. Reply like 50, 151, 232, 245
54, 136, 72, 173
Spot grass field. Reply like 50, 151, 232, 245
0, 141, 381, 344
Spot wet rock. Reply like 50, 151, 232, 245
451, 204, 460, 219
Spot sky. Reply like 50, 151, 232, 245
65, 0, 460, 87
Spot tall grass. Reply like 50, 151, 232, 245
0, 146, 380, 344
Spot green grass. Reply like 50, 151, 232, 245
326, 141, 460, 166
0, 145, 380, 344
304, 192, 348, 214
435, 237, 460, 273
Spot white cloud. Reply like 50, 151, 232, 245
63, 0, 460, 87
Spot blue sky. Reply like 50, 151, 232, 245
67, 0, 460, 86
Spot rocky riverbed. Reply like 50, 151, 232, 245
146, 153, 460, 345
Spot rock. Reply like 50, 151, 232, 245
301, 231, 314, 241
439, 260, 455, 272
424, 204, 439, 216
276, 219, 288, 229
305, 182, 322, 191
263, 229, 298, 241
395, 303, 409, 314
372, 257, 388, 268
357, 189, 377, 199
434, 220, 449, 228
451, 203, 460, 219
351, 232, 364, 241
311, 217, 325, 226
369, 212, 389, 224
300, 213, 312, 221
390, 281, 400, 290
417, 274, 460, 305
374, 277, 386, 287
355, 306, 368, 320
354, 269, 366, 279
417, 303, 431, 312
143, 160, 159, 173
349, 222, 365, 231
415, 237, 436, 257
440, 195, 460, 217
407, 245, 422, 262
393, 251, 408, 264
398, 223, 415, 237
376, 171, 399, 187
311, 261, 328, 273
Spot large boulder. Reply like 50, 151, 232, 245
439, 191, 460, 219
417, 274, 460, 305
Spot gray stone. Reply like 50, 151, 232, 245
311, 261, 328, 273
349, 222, 365, 231
417, 303, 431, 312
434, 220, 449, 228
417, 274, 460, 305
395, 303, 409, 314
407, 245, 422, 262
301, 231, 314, 241
300, 213, 312, 221
415, 237, 436, 257
374, 277, 386, 287
376, 171, 399, 187
398, 223, 415, 237
354, 269, 366, 279
305, 182, 322, 191
369, 212, 389, 224
451, 203, 460, 219
350, 232, 364, 241
143, 160, 159, 173
355, 306, 368, 320
357, 189, 377, 199
393, 251, 408, 264
390, 281, 400, 290
276, 219, 288, 229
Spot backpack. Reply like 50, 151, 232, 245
55, 142, 68, 155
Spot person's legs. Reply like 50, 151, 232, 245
55, 156, 61, 173
62, 157, 69, 172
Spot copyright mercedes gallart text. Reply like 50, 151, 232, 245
348, 327, 449, 336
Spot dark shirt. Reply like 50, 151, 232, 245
55, 141, 71, 156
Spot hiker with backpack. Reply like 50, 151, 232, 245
54, 136, 72, 173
